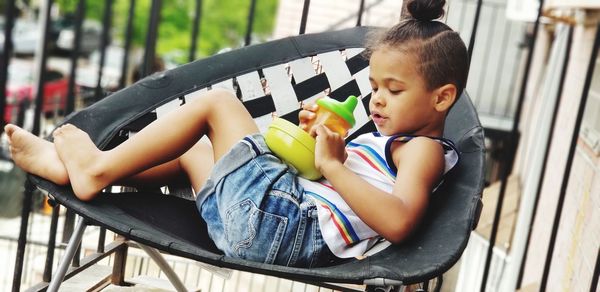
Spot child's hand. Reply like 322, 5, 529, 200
314, 125, 347, 173
298, 101, 319, 136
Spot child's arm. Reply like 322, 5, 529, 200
314, 126, 445, 243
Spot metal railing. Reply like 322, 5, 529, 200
449, 0, 527, 121
538, 22, 600, 292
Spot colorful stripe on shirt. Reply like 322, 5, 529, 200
305, 190, 360, 245
347, 142, 396, 181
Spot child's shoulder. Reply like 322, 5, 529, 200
394, 135, 444, 154
390, 135, 445, 168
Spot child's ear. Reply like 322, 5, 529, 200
433, 84, 457, 112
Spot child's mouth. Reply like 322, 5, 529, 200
371, 113, 386, 124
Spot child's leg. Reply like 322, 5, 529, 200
52, 89, 257, 200
118, 141, 215, 193
6, 125, 214, 194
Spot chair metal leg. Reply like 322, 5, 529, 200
139, 244, 188, 292
365, 285, 398, 292
433, 275, 443, 292
47, 216, 88, 292
12, 179, 35, 292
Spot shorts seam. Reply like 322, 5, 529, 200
286, 200, 309, 266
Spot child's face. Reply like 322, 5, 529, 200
368, 46, 440, 136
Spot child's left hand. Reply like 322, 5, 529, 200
314, 125, 347, 173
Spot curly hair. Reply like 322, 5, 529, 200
364, 0, 469, 98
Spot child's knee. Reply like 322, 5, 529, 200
207, 88, 239, 103
190, 88, 240, 112
184, 88, 238, 114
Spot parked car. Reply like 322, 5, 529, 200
4, 60, 71, 123
55, 20, 103, 55
0, 15, 95, 56
0, 19, 40, 55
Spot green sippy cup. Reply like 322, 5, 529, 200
309, 95, 358, 137
263, 95, 358, 180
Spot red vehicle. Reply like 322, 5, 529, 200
4, 61, 70, 124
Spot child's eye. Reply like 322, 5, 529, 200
390, 89, 402, 94
371, 87, 379, 92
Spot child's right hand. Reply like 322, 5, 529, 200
298, 101, 319, 136
314, 125, 347, 173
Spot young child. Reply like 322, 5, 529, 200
5, 0, 468, 268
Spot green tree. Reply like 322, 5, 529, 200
54, 0, 278, 64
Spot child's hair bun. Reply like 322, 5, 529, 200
406, 0, 446, 21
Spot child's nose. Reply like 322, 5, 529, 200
371, 91, 385, 106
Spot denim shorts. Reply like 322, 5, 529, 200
196, 134, 339, 268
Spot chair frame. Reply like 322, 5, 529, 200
22, 26, 485, 292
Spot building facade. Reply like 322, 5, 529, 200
510, 5, 600, 291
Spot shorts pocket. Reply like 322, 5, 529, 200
224, 199, 288, 264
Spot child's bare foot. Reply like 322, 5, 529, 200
4, 124, 69, 185
52, 124, 109, 201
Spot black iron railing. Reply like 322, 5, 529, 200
478, 0, 545, 289
0, 1, 16, 127
538, 22, 600, 292
449, 0, 527, 120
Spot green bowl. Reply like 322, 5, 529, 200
264, 118, 321, 180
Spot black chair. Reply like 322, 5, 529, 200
29, 26, 485, 291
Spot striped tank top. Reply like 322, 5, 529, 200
298, 132, 459, 258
